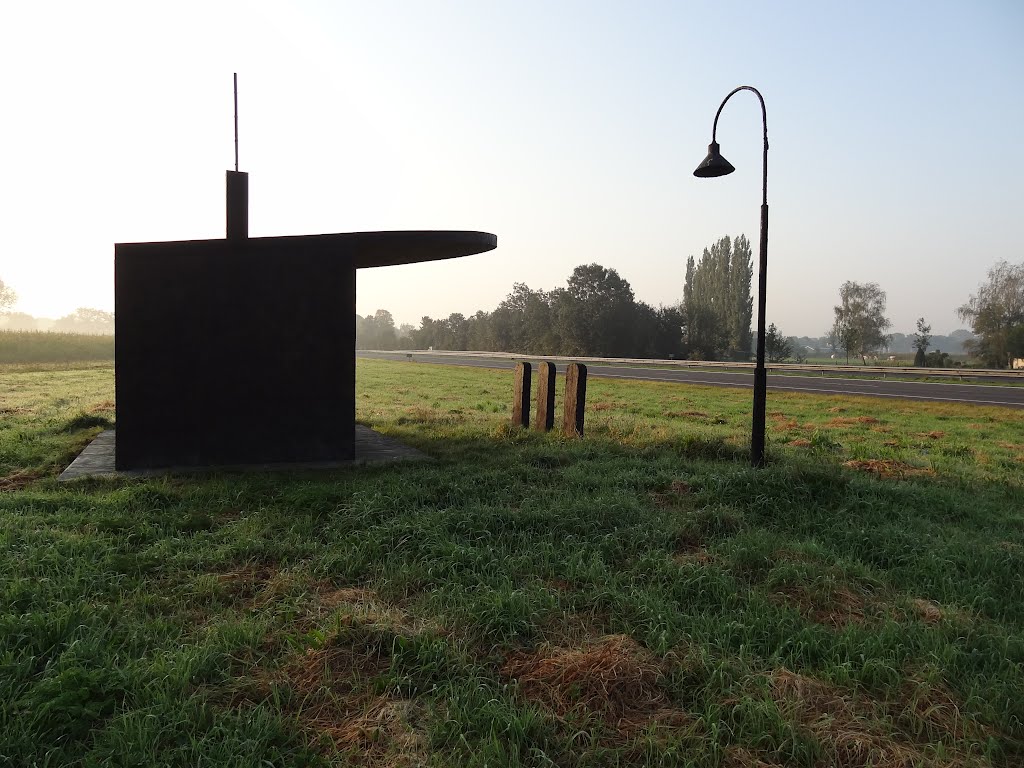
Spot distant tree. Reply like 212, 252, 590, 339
924, 349, 952, 368
958, 260, 1024, 368
787, 338, 808, 364
825, 328, 840, 358
555, 264, 637, 357
0, 311, 37, 330
764, 323, 793, 363
630, 302, 687, 359
355, 309, 398, 349
489, 283, 558, 354
0, 279, 16, 313
912, 317, 932, 367
682, 235, 752, 360
52, 307, 115, 335
1008, 325, 1024, 362
396, 322, 416, 350
411, 316, 440, 349
444, 313, 469, 350
829, 281, 892, 364
465, 310, 495, 350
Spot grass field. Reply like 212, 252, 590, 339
1, 359, 1023, 766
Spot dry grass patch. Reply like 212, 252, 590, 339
536, 609, 613, 648
216, 564, 282, 604
722, 746, 787, 767
842, 459, 935, 480
651, 479, 693, 507
312, 585, 420, 630
825, 416, 880, 427
789, 438, 813, 448
895, 678, 994, 745
674, 547, 715, 566
905, 598, 974, 626
215, 567, 422, 633
287, 645, 427, 766
503, 635, 687, 740
909, 598, 944, 625
230, 603, 431, 766
0, 468, 45, 491
664, 409, 711, 419
918, 430, 946, 440
768, 668, 988, 767
769, 584, 875, 629
0, 405, 35, 415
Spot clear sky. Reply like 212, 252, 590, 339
1, 1, 1022, 336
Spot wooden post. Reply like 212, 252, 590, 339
512, 362, 531, 428
535, 361, 556, 431
563, 363, 587, 437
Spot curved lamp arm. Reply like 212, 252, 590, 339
711, 85, 769, 206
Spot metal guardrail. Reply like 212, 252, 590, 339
368, 349, 1024, 381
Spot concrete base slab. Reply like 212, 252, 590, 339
58, 427, 429, 481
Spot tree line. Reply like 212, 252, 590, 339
360, 264, 688, 359
359, 248, 1024, 369
0, 282, 115, 334
357, 235, 758, 361
4, 248, 1022, 368
823, 260, 1024, 368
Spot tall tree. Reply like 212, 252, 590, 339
356, 309, 398, 350
444, 313, 469, 350
829, 281, 891, 364
555, 264, 636, 357
0, 279, 16, 313
727, 235, 753, 357
682, 235, 752, 360
490, 283, 557, 354
958, 260, 1024, 368
630, 302, 687, 359
912, 317, 931, 367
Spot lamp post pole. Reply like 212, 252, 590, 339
694, 86, 769, 468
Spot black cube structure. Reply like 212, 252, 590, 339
115, 177, 496, 469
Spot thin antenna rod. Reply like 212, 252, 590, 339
233, 73, 239, 172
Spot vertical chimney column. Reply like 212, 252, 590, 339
226, 170, 248, 240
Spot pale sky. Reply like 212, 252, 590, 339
1, 1, 1022, 336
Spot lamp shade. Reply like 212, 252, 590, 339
693, 141, 735, 178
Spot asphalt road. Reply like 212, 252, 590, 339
357, 351, 1024, 409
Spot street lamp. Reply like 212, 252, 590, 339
694, 85, 769, 468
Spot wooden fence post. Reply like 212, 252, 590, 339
512, 362, 532, 428
563, 363, 587, 437
535, 361, 556, 431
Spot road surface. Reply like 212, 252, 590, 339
357, 351, 1024, 409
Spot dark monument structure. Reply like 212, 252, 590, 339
114, 76, 496, 470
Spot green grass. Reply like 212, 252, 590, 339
1, 359, 1023, 766
0, 330, 114, 366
